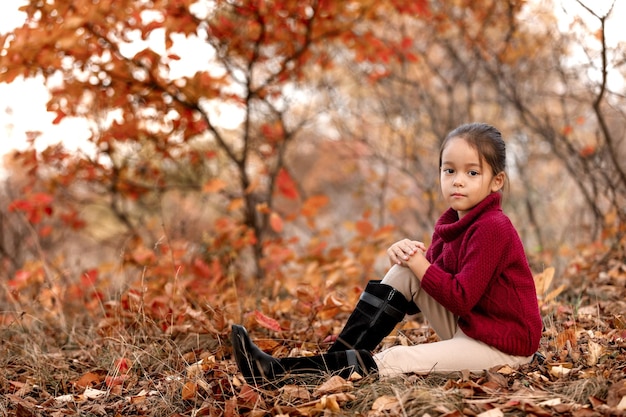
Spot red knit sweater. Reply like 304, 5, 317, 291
420, 192, 542, 356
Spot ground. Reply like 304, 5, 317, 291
1, 245, 625, 416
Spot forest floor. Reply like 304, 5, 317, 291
1, 241, 625, 417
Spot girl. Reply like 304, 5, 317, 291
232, 122, 543, 384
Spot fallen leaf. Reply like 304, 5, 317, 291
315, 395, 340, 412
186, 359, 208, 378
74, 371, 103, 389
314, 375, 353, 395
54, 394, 83, 404
327, 392, 356, 402
497, 365, 516, 375
539, 398, 562, 407
128, 389, 158, 404
549, 365, 572, 378
252, 310, 282, 332
105, 374, 129, 387
83, 387, 107, 399
280, 384, 311, 402
239, 383, 265, 407
371, 395, 399, 411
586, 340, 603, 366
534, 267, 555, 296
182, 381, 197, 400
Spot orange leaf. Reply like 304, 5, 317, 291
203, 178, 227, 193
594, 29, 603, 41
301, 195, 329, 217
252, 310, 282, 332
239, 384, 264, 406
356, 219, 374, 236
228, 198, 245, 211
181, 381, 197, 400
556, 328, 577, 349
269, 212, 283, 233
74, 372, 103, 389
131, 246, 157, 265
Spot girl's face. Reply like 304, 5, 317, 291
440, 137, 505, 218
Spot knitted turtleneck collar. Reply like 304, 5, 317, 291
435, 192, 502, 243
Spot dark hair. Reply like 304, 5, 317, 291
439, 123, 507, 180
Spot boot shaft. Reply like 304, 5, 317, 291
328, 280, 409, 352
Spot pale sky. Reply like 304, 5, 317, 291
0, 0, 624, 173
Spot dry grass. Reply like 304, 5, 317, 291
3, 302, 623, 417
2, 246, 626, 416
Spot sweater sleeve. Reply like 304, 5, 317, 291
420, 214, 511, 316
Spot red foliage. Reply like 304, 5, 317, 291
8, 192, 54, 224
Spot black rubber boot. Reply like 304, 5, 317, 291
231, 325, 377, 385
328, 280, 409, 353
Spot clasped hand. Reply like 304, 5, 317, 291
387, 239, 426, 266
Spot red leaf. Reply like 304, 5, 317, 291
114, 357, 132, 374
579, 145, 596, 158
8, 193, 54, 224
105, 374, 129, 387
82, 269, 98, 286
276, 168, 298, 200
8, 270, 31, 291
252, 310, 282, 332
33, 192, 54, 205
192, 257, 212, 279
39, 225, 53, 237
52, 110, 66, 125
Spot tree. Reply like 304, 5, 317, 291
0, 0, 429, 284
2, 0, 624, 302
473, 0, 626, 248
321, 0, 626, 266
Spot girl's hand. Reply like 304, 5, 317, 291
387, 239, 426, 266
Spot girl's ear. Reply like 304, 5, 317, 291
491, 171, 506, 192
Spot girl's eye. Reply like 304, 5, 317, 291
468, 170, 479, 176
442, 168, 454, 174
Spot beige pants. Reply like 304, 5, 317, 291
373, 265, 532, 377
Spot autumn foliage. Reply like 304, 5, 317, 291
1, 0, 626, 416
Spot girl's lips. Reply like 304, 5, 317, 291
451, 193, 465, 198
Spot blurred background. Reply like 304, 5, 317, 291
0, 0, 624, 322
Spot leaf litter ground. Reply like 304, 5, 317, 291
1, 245, 626, 417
